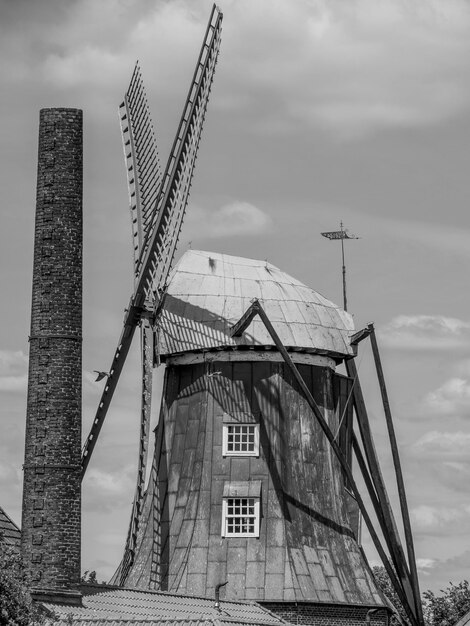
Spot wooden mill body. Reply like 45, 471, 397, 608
121, 250, 387, 616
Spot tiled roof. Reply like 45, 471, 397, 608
0, 505, 21, 549
42, 586, 286, 626
157, 250, 355, 358
54, 617, 280, 626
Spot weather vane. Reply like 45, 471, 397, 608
321, 221, 359, 311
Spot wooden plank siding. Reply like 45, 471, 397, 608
121, 357, 385, 609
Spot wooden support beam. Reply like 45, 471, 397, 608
351, 434, 381, 517
350, 326, 372, 346
231, 300, 260, 338
368, 323, 424, 626
351, 432, 418, 624
346, 358, 418, 624
231, 300, 418, 626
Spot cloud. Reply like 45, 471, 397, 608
3, 0, 470, 139
379, 315, 470, 351
215, 0, 470, 138
412, 430, 470, 457
82, 466, 135, 513
417, 558, 437, 576
409, 432, 470, 493
0, 460, 21, 487
85, 467, 132, 495
185, 201, 272, 240
411, 504, 470, 534
0, 349, 28, 392
423, 379, 470, 417
420, 551, 470, 590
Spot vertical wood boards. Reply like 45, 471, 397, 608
120, 357, 386, 610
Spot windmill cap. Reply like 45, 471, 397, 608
157, 250, 355, 359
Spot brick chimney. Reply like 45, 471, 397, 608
21, 108, 83, 605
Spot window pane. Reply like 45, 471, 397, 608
225, 424, 258, 455
223, 497, 258, 537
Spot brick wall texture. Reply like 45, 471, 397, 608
21, 108, 83, 592
262, 602, 390, 625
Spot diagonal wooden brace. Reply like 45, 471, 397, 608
367, 323, 423, 625
230, 299, 420, 626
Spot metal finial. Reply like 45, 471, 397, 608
321, 222, 360, 312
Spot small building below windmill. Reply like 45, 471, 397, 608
41, 584, 290, 626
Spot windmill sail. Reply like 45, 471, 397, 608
119, 64, 162, 277
113, 8, 222, 579
134, 4, 222, 308
81, 4, 223, 477
119, 321, 154, 583
116, 65, 163, 576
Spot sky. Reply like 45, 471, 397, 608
1, 0, 470, 596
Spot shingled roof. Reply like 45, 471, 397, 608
42, 586, 287, 626
0, 505, 21, 549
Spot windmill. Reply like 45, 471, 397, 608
80, 6, 424, 626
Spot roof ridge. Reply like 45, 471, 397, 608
0, 505, 21, 531
90, 585, 267, 607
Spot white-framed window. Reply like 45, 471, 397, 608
222, 497, 260, 537
221, 481, 261, 538
222, 423, 260, 457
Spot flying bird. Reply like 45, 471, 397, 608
93, 371, 110, 382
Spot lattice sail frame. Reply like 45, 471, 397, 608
119, 65, 162, 277
134, 7, 222, 309
119, 321, 154, 583
117, 68, 162, 572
